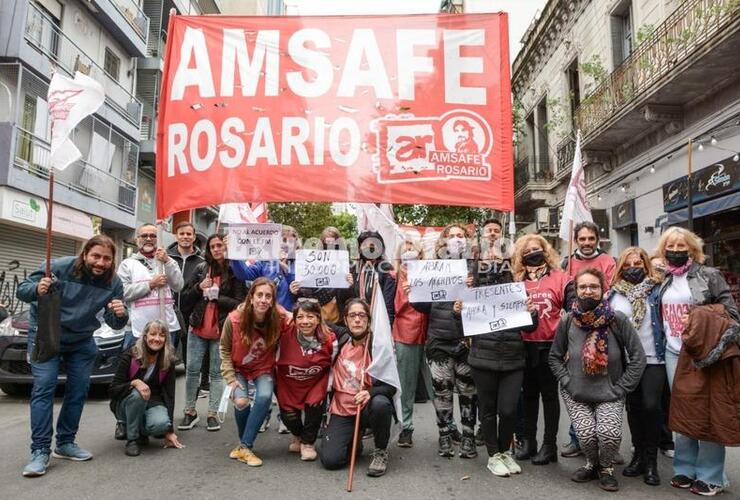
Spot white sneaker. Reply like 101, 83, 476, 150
487, 453, 510, 477
278, 420, 289, 434
661, 448, 675, 459
500, 450, 522, 474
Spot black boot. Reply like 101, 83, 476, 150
622, 449, 645, 477
531, 442, 557, 465
515, 438, 537, 461
643, 448, 660, 486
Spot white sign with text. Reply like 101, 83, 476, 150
295, 250, 351, 288
226, 223, 282, 260
461, 282, 532, 336
407, 259, 467, 303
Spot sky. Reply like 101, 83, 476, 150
285, 0, 547, 63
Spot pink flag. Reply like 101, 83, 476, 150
559, 131, 592, 241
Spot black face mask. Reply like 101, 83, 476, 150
665, 250, 689, 267
578, 297, 601, 311
523, 250, 546, 267
622, 267, 646, 284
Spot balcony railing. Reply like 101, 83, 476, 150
111, 0, 150, 43
13, 127, 136, 214
515, 156, 554, 192
556, 137, 575, 177
575, 0, 739, 138
24, 3, 142, 127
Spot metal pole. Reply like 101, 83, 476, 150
45, 171, 54, 277
687, 139, 694, 231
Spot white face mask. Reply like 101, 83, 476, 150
401, 250, 419, 262
446, 237, 466, 256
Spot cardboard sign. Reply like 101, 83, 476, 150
295, 250, 350, 288
460, 282, 532, 337
155, 14, 514, 217
226, 223, 282, 260
407, 259, 467, 303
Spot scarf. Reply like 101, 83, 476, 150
611, 278, 658, 329
571, 298, 615, 376
574, 248, 601, 260
667, 258, 693, 276
525, 264, 548, 281
296, 331, 321, 353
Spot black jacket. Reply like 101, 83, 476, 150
109, 349, 176, 432
412, 301, 466, 361
350, 260, 397, 326
167, 243, 204, 317
181, 261, 247, 329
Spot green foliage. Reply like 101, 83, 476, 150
267, 203, 358, 241
635, 24, 655, 46
579, 54, 608, 94
393, 204, 503, 228
512, 99, 527, 144
331, 211, 358, 242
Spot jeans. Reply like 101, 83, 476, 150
29, 336, 98, 452
665, 350, 727, 487
395, 342, 433, 431
471, 368, 523, 455
185, 333, 223, 414
280, 403, 324, 445
116, 390, 170, 441
233, 373, 273, 449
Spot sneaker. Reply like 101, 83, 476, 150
367, 448, 388, 477
598, 467, 619, 492
362, 427, 373, 440
661, 448, 675, 459
500, 451, 522, 474
124, 440, 140, 457
52, 443, 93, 461
197, 389, 209, 399
438, 433, 454, 458
289, 436, 301, 453
22, 450, 50, 477
671, 475, 694, 489
459, 436, 478, 459
300, 443, 317, 461
571, 464, 599, 483
475, 427, 485, 447
207, 416, 221, 431
397, 429, 413, 448
114, 422, 126, 441
450, 427, 462, 444
487, 453, 510, 477
258, 419, 270, 433
178, 413, 199, 430
561, 440, 583, 458
229, 445, 244, 459
691, 480, 724, 496
236, 447, 263, 467
278, 419, 289, 434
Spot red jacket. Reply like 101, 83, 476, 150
392, 273, 429, 345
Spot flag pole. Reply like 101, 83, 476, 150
157, 221, 165, 320
346, 278, 378, 492
687, 139, 694, 231
566, 219, 574, 276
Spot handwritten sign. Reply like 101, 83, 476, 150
461, 282, 532, 336
295, 250, 350, 288
226, 223, 282, 260
407, 259, 467, 303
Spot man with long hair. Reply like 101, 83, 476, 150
17, 235, 128, 477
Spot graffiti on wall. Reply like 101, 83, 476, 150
0, 260, 29, 315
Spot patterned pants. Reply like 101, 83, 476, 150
561, 388, 624, 468
428, 355, 476, 437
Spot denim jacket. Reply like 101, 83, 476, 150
657, 262, 740, 354
607, 284, 665, 362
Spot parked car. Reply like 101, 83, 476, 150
0, 309, 125, 396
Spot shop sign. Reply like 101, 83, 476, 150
663, 156, 739, 211
612, 199, 636, 229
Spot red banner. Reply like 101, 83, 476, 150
156, 13, 513, 218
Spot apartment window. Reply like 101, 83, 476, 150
611, 0, 633, 67
566, 59, 581, 126
104, 48, 120, 81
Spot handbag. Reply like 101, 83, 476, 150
32, 286, 62, 363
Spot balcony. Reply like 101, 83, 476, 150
575, 0, 740, 151
555, 137, 575, 179
84, 0, 150, 56
24, 3, 143, 130
514, 156, 558, 210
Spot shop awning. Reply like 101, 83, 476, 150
665, 191, 740, 226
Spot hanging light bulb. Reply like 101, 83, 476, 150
650, 165, 656, 173
620, 184, 627, 192
698, 143, 704, 151
734, 153, 739, 162
710, 136, 718, 145
597, 194, 602, 201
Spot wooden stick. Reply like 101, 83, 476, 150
157, 222, 165, 320
687, 139, 694, 231
45, 170, 55, 277
346, 279, 378, 492
565, 219, 574, 277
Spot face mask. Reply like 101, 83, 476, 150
665, 250, 689, 267
578, 297, 601, 311
401, 250, 419, 262
622, 267, 646, 284
523, 250, 546, 267
446, 238, 466, 256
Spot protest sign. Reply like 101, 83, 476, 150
226, 223, 282, 260
460, 282, 532, 336
407, 259, 467, 303
295, 250, 350, 288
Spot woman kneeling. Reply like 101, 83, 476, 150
319, 299, 396, 477
109, 320, 183, 456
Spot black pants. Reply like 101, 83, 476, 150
280, 403, 324, 445
660, 378, 674, 450
471, 368, 523, 455
626, 364, 667, 452
319, 394, 393, 470
522, 343, 559, 446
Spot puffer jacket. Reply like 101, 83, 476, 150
412, 301, 465, 362
669, 304, 740, 446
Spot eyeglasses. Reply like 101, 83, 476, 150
138, 233, 157, 240
577, 284, 602, 292
347, 312, 368, 320
297, 297, 319, 304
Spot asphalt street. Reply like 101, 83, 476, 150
0, 375, 737, 500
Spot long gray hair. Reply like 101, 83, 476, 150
132, 320, 176, 372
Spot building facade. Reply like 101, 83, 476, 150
512, 0, 740, 298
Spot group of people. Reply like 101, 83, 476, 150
15, 218, 738, 497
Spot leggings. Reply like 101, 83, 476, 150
428, 354, 476, 437
280, 403, 324, 445
522, 343, 559, 445
626, 364, 666, 453
561, 388, 624, 468
471, 368, 523, 455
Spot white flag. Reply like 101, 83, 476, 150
47, 71, 105, 171
218, 203, 258, 224
559, 131, 592, 242
354, 203, 404, 257
368, 282, 402, 420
